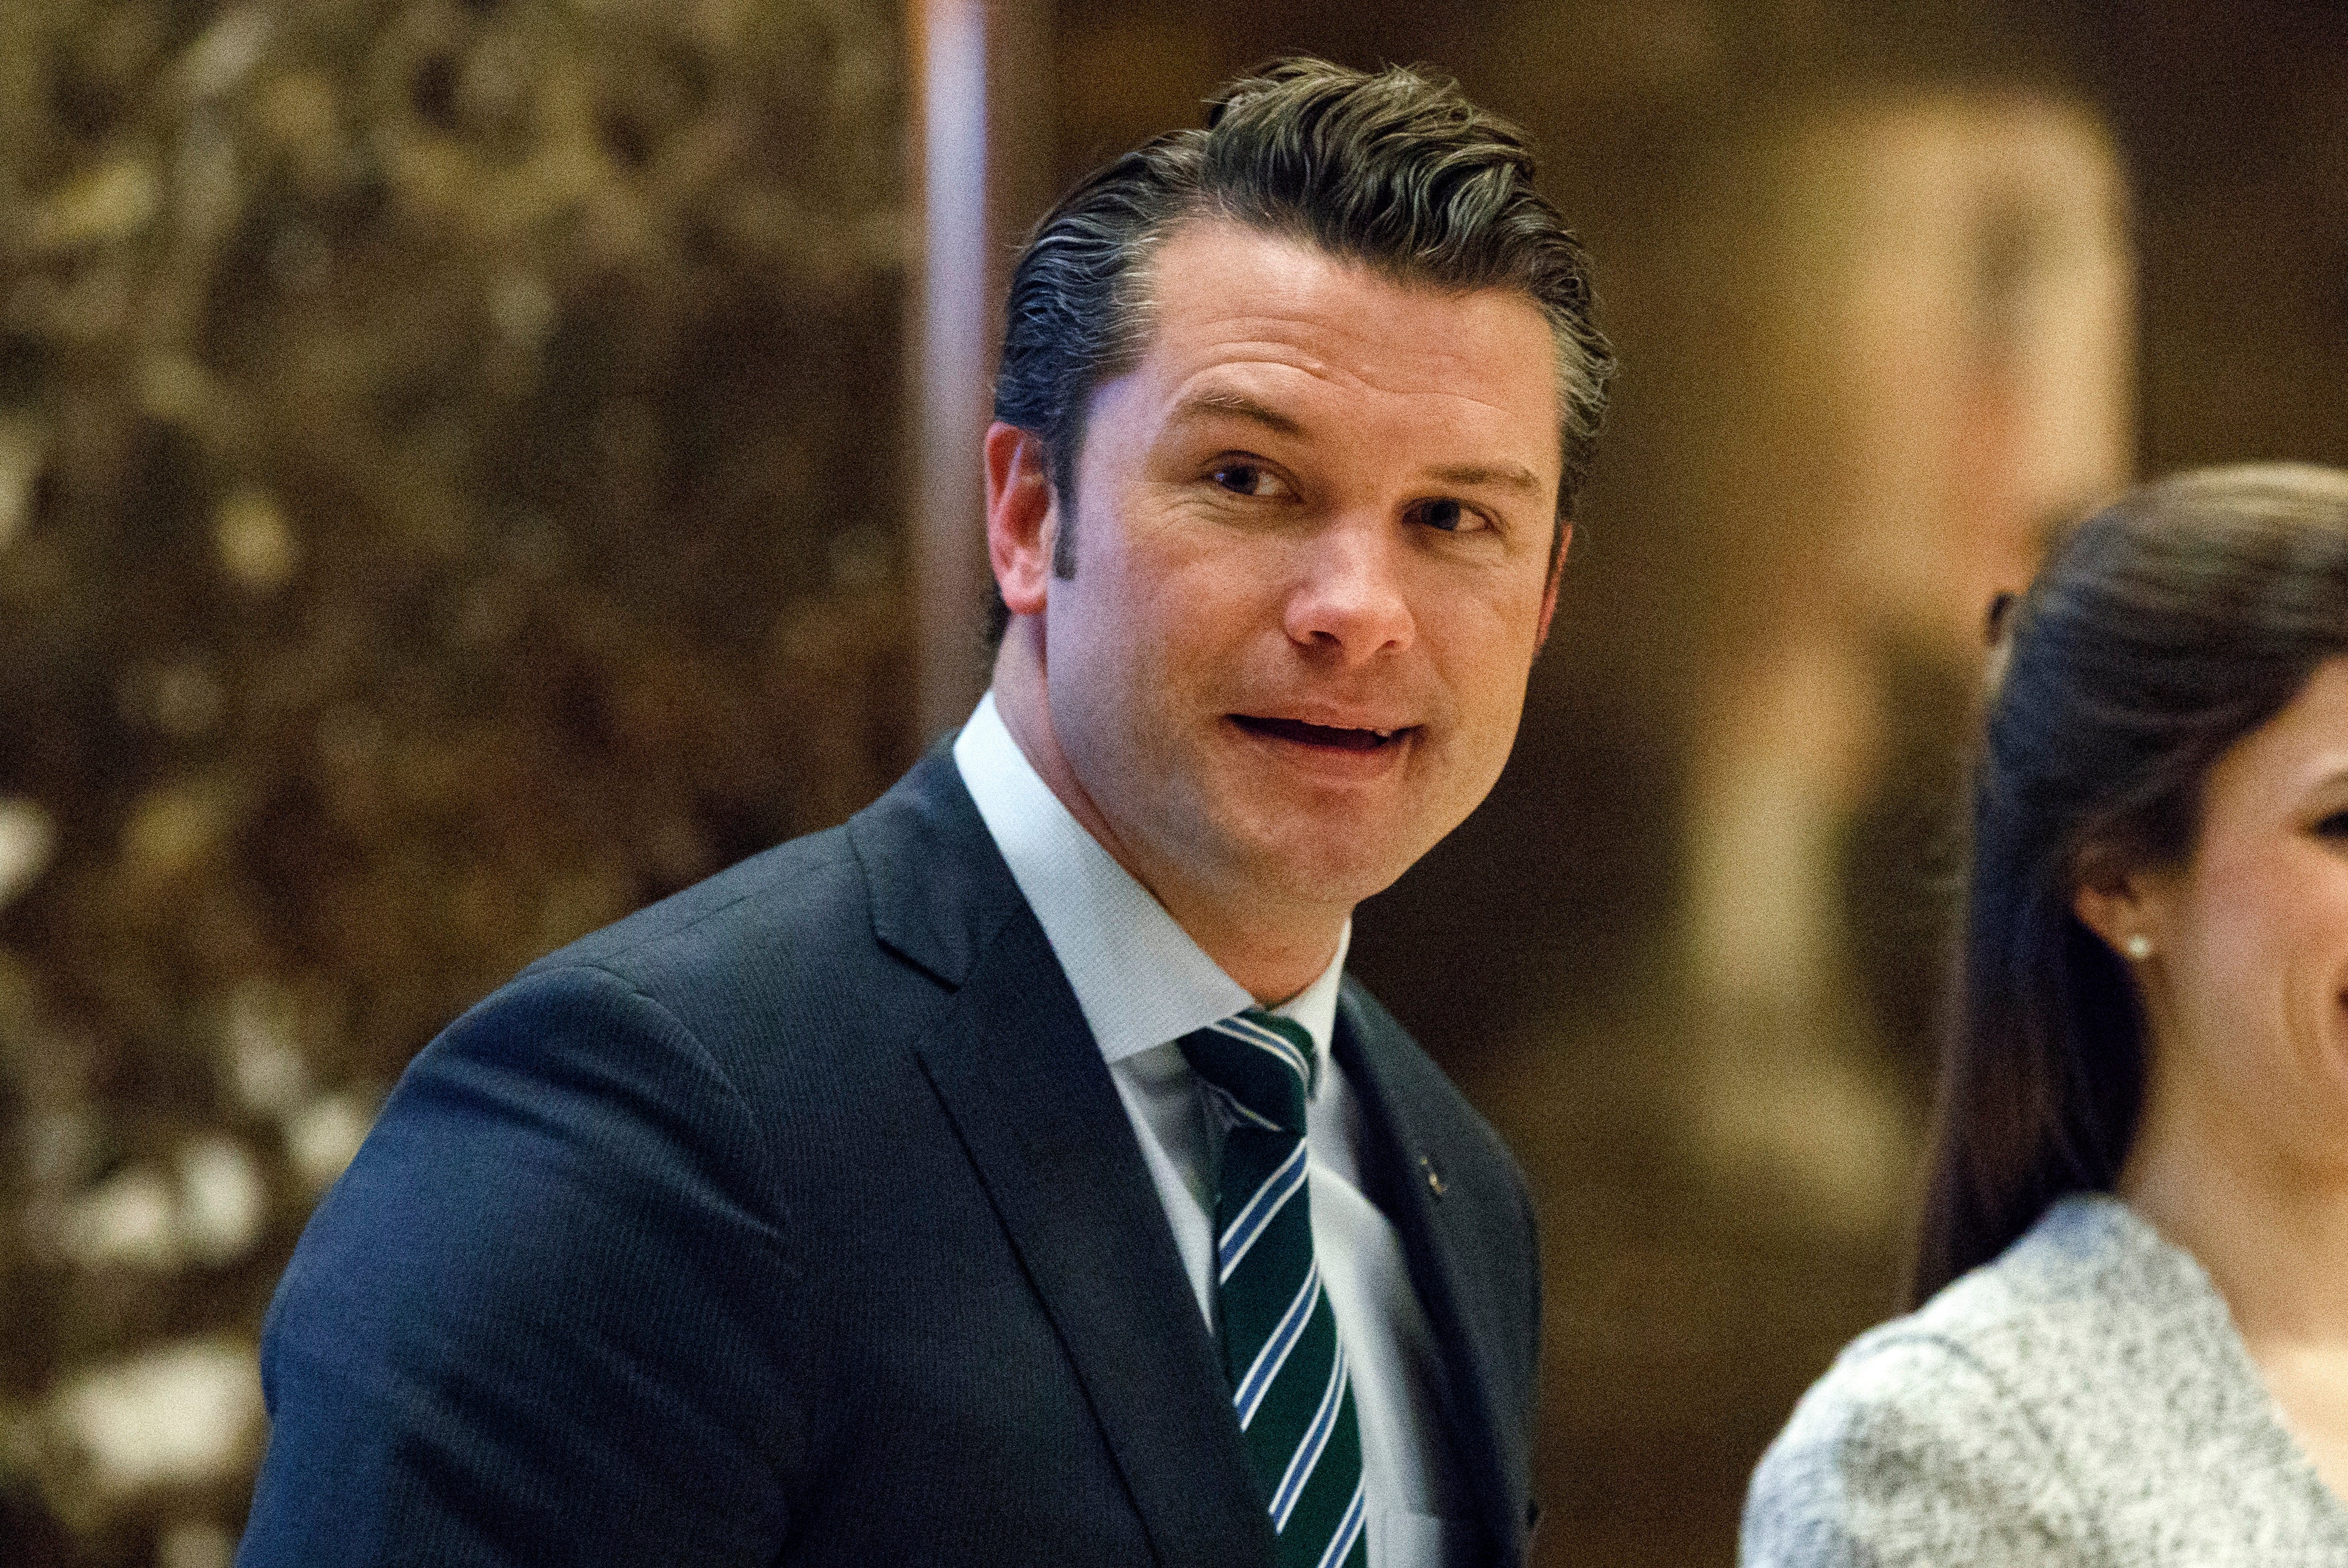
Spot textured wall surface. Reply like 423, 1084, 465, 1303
0, 2, 910, 1561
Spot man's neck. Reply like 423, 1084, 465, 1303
988, 628, 1346, 1004
1146, 896, 1346, 1008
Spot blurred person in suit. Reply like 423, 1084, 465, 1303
235, 57, 1611, 1568
1745, 464, 2348, 1564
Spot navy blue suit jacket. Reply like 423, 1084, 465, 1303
238, 749, 1542, 1566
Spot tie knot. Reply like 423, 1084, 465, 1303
1179, 1009, 1315, 1135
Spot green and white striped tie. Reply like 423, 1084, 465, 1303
1180, 1010, 1369, 1568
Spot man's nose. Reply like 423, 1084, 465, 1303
1282, 518, 1415, 663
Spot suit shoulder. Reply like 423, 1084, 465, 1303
1742, 1215, 2141, 1568
1878, 1193, 2237, 1404
525, 823, 866, 985
1742, 1195, 2235, 1568
1770, 1196, 2167, 1458
506, 752, 1016, 1039
1743, 1317, 2094, 1568
546, 816, 960, 1024
1766, 1315, 2036, 1466
465, 815, 958, 1111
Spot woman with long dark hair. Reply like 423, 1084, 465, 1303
1743, 464, 2348, 1563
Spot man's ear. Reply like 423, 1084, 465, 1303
986, 422, 1056, 618
1534, 520, 1572, 652
2071, 850, 2166, 963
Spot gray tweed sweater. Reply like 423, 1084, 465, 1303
1741, 1193, 2348, 1566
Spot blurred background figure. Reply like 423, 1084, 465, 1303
2, 0, 2345, 1565
1672, 94, 2131, 1233
1451, 81, 2132, 1568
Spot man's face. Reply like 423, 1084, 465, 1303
1037, 219, 1565, 931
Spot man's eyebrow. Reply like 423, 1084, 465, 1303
1166, 389, 1304, 437
1422, 462, 1545, 495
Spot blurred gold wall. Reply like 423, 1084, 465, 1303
3, 1, 2346, 1566
0, 2, 909, 1561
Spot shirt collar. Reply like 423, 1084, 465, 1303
952, 692, 1349, 1068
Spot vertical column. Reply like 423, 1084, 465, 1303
909, 0, 1050, 744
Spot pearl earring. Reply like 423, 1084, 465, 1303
2122, 934, 2153, 961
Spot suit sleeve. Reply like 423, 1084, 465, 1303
1739, 1334, 2104, 1568
238, 963, 802, 1566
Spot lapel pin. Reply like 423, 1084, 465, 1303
1420, 1154, 1446, 1198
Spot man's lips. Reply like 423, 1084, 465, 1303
1230, 714, 1413, 752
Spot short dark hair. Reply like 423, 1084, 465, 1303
989, 57, 1613, 636
1911, 464, 2348, 1304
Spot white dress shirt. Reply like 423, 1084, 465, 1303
954, 694, 1478, 1568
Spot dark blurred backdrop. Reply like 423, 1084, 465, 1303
1, 1, 2342, 1565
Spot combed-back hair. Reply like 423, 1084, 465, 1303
1911, 464, 2348, 1305
990, 57, 1612, 628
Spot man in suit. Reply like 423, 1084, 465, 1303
238, 57, 1611, 1568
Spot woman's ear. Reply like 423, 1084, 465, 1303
2071, 850, 2167, 963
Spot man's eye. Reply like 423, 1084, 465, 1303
1210, 462, 1280, 497
2317, 810, 2348, 839
1411, 497, 1483, 533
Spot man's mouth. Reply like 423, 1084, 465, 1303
1230, 715, 1410, 752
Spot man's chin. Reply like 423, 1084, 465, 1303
1231, 836, 1422, 916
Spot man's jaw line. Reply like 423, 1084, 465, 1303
1043, 719, 1355, 1001
989, 621, 1148, 882
990, 634, 1356, 999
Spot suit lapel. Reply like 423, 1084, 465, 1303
1334, 985, 1534, 1568
849, 753, 1274, 1568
